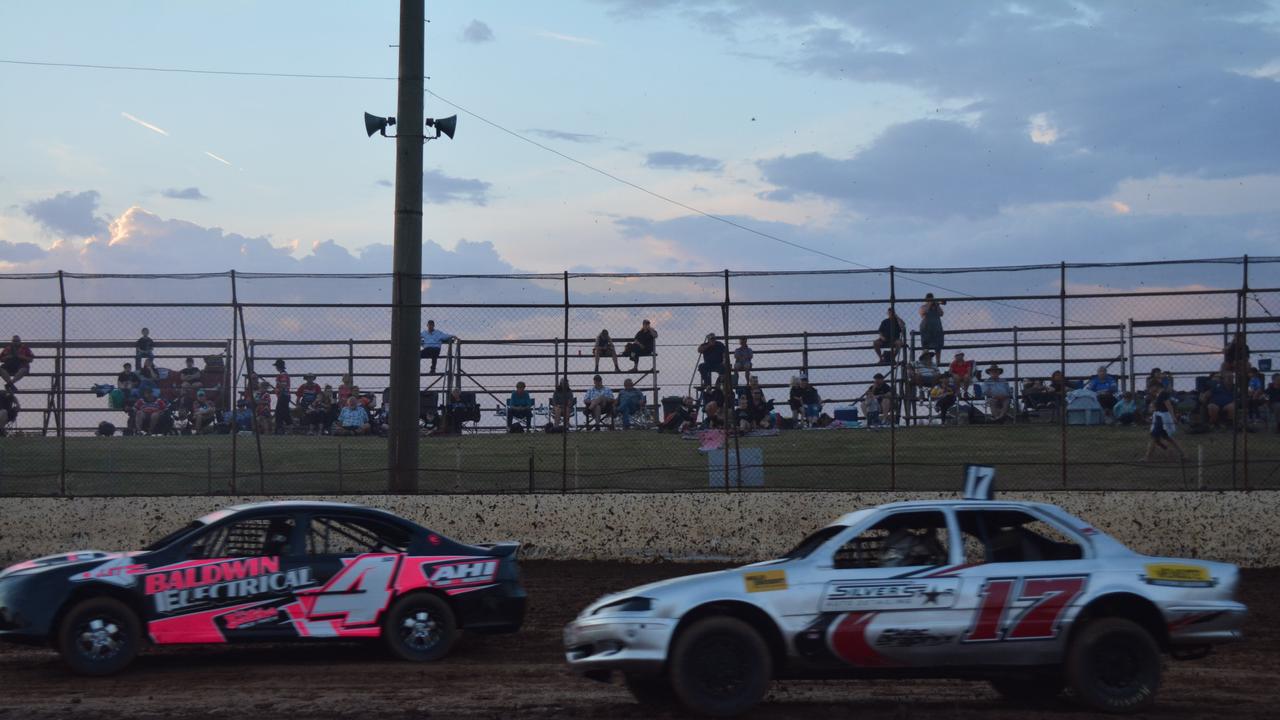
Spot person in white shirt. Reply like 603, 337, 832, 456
584, 374, 616, 430
419, 319, 456, 374
981, 365, 1013, 422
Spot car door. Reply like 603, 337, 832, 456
142, 511, 306, 644
787, 508, 967, 669
950, 507, 1094, 666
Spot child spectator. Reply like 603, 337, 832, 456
733, 337, 754, 380
593, 330, 620, 373
254, 379, 274, 434
1144, 379, 1185, 462
932, 373, 958, 419
1112, 392, 1139, 426
134, 328, 155, 368
232, 399, 254, 433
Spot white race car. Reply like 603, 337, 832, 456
564, 487, 1245, 716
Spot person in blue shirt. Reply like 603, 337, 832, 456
616, 378, 646, 429
231, 399, 255, 433
419, 319, 456, 374
333, 396, 371, 435
1085, 366, 1119, 415
1111, 391, 1139, 425
507, 381, 535, 430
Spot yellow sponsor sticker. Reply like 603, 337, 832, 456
1144, 563, 1213, 586
743, 569, 788, 593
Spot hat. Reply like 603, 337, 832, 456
196, 389, 206, 397
273, 359, 287, 370
705, 333, 716, 340
987, 365, 1004, 375
873, 372, 885, 380
303, 373, 317, 380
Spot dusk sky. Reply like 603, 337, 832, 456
2, 0, 1279, 277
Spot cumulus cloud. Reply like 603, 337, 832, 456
526, 128, 604, 143
0, 239, 47, 262
22, 190, 109, 238
160, 187, 208, 201
644, 151, 724, 172
423, 169, 491, 205
462, 19, 495, 43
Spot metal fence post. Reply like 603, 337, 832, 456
561, 271, 569, 493
230, 270, 238, 495
721, 269, 734, 491
1012, 327, 1020, 423
889, 266, 897, 491
1060, 262, 1068, 489
1237, 255, 1249, 490
1126, 319, 1135, 395
57, 270, 67, 495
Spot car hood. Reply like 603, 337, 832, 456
0, 550, 134, 579
581, 560, 794, 617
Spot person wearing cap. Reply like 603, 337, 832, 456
860, 372, 894, 425
788, 375, 822, 426
191, 389, 217, 433
419, 319, 456, 374
948, 352, 975, 395
873, 308, 907, 365
623, 319, 658, 370
271, 359, 291, 434
981, 365, 1013, 422
697, 333, 727, 388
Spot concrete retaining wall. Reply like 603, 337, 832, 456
1, 491, 1276, 567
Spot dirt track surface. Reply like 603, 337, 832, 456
0, 562, 1276, 720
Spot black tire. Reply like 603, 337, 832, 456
383, 593, 457, 662
1065, 617, 1161, 713
57, 597, 141, 676
989, 672, 1064, 704
668, 616, 772, 717
624, 672, 677, 709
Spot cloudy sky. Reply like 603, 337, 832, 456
2, 0, 1279, 278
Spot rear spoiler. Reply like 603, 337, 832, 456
475, 541, 521, 558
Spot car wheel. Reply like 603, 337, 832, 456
57, 597, 141, 676
989, 672, 1064, 704
668, 616, 772, 717
383, 593, 457, 662
624, 672, 676, 709
1065, 617, 1160, 713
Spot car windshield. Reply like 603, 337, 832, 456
143, 521, 205, 551
778, 525, 846, 560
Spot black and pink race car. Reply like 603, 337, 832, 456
0, 501, 526, 674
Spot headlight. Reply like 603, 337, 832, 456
593, 596, 653, 615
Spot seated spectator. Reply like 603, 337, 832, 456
191, 390, 217, 433
116, 362, 140, 392
0, 335, 35, 389
948, 352, 974, 395
179, 357, 203, 389
134, 327, 154, 368
861, 372, 893, 425
981, 365, 1012, 422
1224, 332, 1250, 375
1021, 377, 1053, 412
442, 388, 471, 434
584, 375, 616, 430
733, 337, 754, 381
1199, 372, 1235, 427
873, 308, 907, 365
1112, 391, 1139, 426
623, 319, 658, 370
333, 396, 371, 435
931, 373, 958, 419
508, 381, 535, 429
593, 330, 620, 373
1246, 368, 1266, 422
911, 351, 940, 393
304, 393, 330, 435
1048, 370, 1071, 402
1267, 373, 1280, 434
337, 375, 355, 406
736, 394, 755, 432
697, 333, 727, 388
701, 382, 726, 423
134, 387, 168, 435
788, 375, 822, 426
616, 379, 646, 429
231, 399, 255, 432
254, 379, 274, 434
294, 374, 322, 420
1085, 366, 1119, 413
550, 378, 574, 427
0, 385, 18, 435
659, 395, 698, 433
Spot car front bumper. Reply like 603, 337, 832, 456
563, 615, 676, 675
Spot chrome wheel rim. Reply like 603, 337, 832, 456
76, 616, 125, 660
400, 609, 441, 651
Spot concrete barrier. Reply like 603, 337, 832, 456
1, 491, 1276, 567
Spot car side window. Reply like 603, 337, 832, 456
957, 509, 1084, 564
305, 516, 411, 556
831, 511, 950, 569
188, 516, 295, 558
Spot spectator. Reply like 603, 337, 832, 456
333, 396, 371, 436
911, 351, 940, 393
584, 375, 616, 430
191, 390, 217, 434
1224, 332, 1250, 374
1266, 373, 1280, 434
0, 385, 17, 435
1144, 379, 1185, 462
254, 379, 274, 434
1146, 367, 1172, 390
419, 319, 456, 374
1021, 377, 1053, 412
508, 381, 535, 430
273, 359, 291, 434
788, 375, 822, 426
550, 378, 574, 428
1199, 372, 1235, 427
593, 330, 620, 373
1112, 391, 1139, 426
981, 365, 1012, 422
231, 399, 255, 433
932, 373, 958, 419
697, 333, 727, 388
861, 372, 894, 425
442, 388, 470, 434
179, 356, 203, 389
0, 335, 35, 389
735, 394, 755, 432
304, 394, 330, 435
295, 374, 322, 421
616, 379, 646, 429
701, 382, 726, 428
623, 319, 658, 370
873, 308, 907, 364
733, 337, 754, 381
337, 375, 355, 406
116, 362, 140, 392
918, 293, 945, 355
1048, 370, 1071, 400
748, 387, 775, 429
134, 327, 154, 368
1085, 366, 1119, 414
949, 352, 975, 395
1246, 368, 1266, 422
134, 387, 167, 435
659, 395, 697, 433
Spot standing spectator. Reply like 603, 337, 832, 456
733, 337, 754, 381
593, 330, 620, 372
861, 372, 894, 425
1144, 379, 1185, 462
0, 385, 18, 435
623, 319, 658, 370
873, 308, 907, 365
788, 375, 822, 426
333, 396, 371, 436
133, 387, 167, 435
584, 375, 616, 430
1266, 373, 1280, 434
1112, 391, 1139, 426
616, 379, 646, 429
134, 328, 155, 369
697, 333, 727, 388
918, 294, 945, 355
272, 359, 291, 434
550, 378, 574, 428
948, 352, 975, 395
191, 390, 217, 434
508, 381, 534, 429
419, 319, 455, 374
981, 365, 1012, 422
254, 379, 274, 435
1085, 366, 1119, 414
0, 335, 34, 389
295, 373, 322, 421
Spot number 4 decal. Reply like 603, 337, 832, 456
964, 575, 1087, 643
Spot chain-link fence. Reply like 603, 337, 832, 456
1, 257, 1277, 496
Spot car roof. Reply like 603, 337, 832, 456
832, 499, 1066, 526
215, 501, 414, 525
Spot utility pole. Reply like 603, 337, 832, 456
388, 0, 424, 493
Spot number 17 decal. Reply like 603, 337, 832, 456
963, 576, 1087, 643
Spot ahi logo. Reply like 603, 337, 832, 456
429, 560, 498, 586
